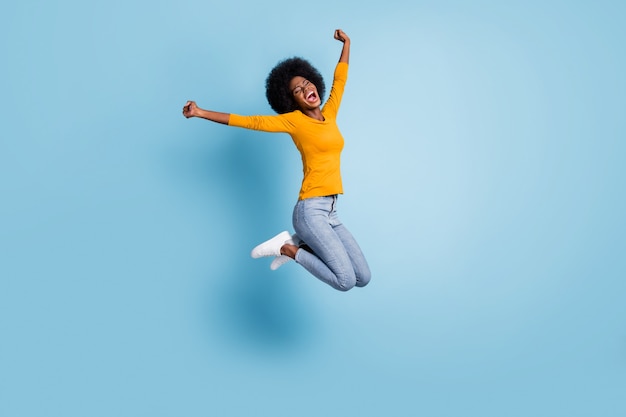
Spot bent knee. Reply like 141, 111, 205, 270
356, 275, 372, 287
335, 274, 357, 292
355, 267, 372, 288
356, 274, 371, 288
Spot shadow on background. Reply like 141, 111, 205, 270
168, 129, 317, 354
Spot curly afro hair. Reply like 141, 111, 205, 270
265, 57, 326, 114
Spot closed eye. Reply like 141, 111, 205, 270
292, 80, 311, 96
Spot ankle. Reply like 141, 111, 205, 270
280, 244, 298, 259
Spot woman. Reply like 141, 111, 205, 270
182, 29, 370, 291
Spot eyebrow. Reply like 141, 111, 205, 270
292, 80, 309, 93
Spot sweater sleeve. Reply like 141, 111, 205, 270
228, 113, 295, 133
322, 62, 349, 119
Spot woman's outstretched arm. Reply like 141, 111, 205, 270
334, 29, 350, 64
182, 101, 230, 125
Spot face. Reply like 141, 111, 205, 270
289, 76, 321, 111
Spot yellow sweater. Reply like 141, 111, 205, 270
229, 62, 348, 200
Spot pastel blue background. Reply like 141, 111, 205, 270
1, 0, 625, 416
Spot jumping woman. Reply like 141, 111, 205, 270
182, 29, 370, 291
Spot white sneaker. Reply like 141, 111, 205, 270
270, 255, 292, 270
269, 233, 300, 270
250, 231, 292, 258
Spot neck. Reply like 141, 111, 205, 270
301, 107, 324, 121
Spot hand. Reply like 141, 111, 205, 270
334, 29, 350, 44
182, 100, 198, 118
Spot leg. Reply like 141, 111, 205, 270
292, 196, 369, 291
332, 222, 371, 288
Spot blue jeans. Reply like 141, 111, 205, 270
292, 195, 371, 291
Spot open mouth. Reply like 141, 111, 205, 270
306, 91, 318, 103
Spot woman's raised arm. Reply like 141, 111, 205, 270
334, 29, 350, 64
